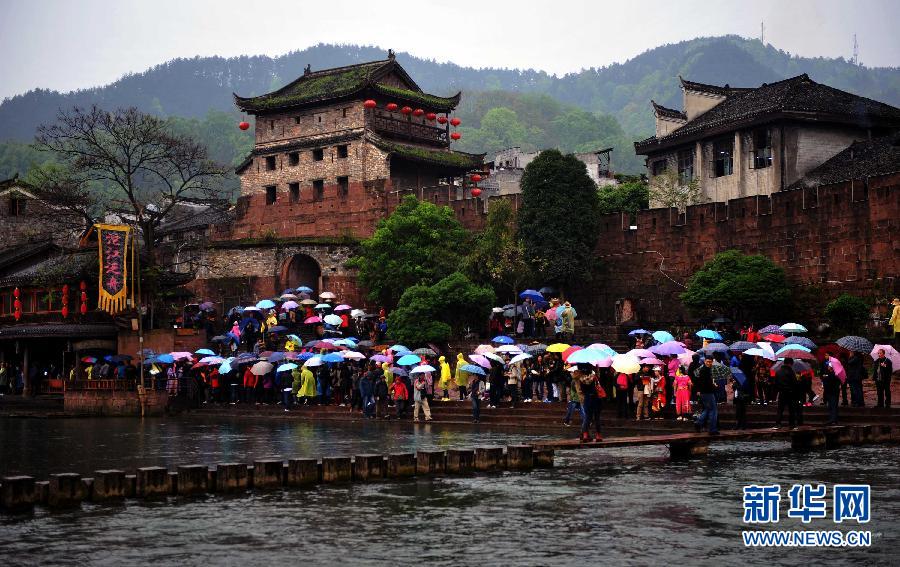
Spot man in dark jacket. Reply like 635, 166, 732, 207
774, 358, 800, 429
821, 355, 842, 425
694, 358, 719, 434
845, 352, 865, 407
872, 349, 893, 408
488, 360, 505, 409
373, 371, 389, 419
360, 363, 378, 419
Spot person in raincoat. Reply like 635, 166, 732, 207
560, 301, 576, 341
890, 297, 900, 338
298, 365, 317, 404
439, 355, 452, 401
291, 367, 303, 402
454, 353, 468, 400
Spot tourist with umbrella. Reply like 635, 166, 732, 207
773, 358, 801, 430
694, 358, 719, 434
390, 370, 409, 419
821, 354, 842, 425
871, 346, 895, 408
576, 364, 603, 442
462, 364, 486, 423
411, 367, 433, 422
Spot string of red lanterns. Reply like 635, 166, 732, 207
80, 281, 88, 315
61, 284, 70, 318
13, 287, 21, 321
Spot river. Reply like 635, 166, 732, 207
1, 417, 897, 566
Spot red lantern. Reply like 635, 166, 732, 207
471, 174, 482, 183
363, 99, 377, 109
238, 121, 250, 130
62, 306, 69, 318
14, 299, 21, 310
13, 287, 19, 299
62, 284, 69, 298
400, 106, 412, 115
412, 108, 424, 117
80, 281, 86, 291
13, 288, 21, 321
426, 112, 436, 121
451, 132, 461, 140
450, 117, 461, 127
386, 103, 398, 111
80, 302, 87, 315
437, 116, 448, 124
472, 188, 482, 197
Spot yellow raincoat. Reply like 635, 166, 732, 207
454, 353, 468, 387
439, 356, 451, 389
382, 362, 394, 387
298, 367, 317, 398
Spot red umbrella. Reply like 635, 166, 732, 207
304, 316, 322, 324
815, 343, 846, 363
764, 334, 786, 343
562, 345, 583, 362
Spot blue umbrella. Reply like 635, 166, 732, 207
396, 354, 422, 366
652, 330, 675, 343
268, 352, 287, 362
156, 354, 175, 363
315, 303, 332, 310
195, 348, 215, 356
297, 352, 316, 360
776, 344, 811, 355
321, 353, 344, 363
295, 286, 314, 294
567, 349, 607, 364
696, 329, 722, 340
287, 334, 303, 345
460, 364, 487, 376
628, 329, 651, 336
389, 345, 411, 353
519, 289, 544, 302
779, 322, 808, 334
268, 325, 289, 333
700, 342, 730, 353
729, 341, 757, 352
219, 360, 233, 374
389, 366, 408, 377
492, 335, 515, 345
277, 363, 298, 373
836, 335, 873, 353
236, 352, 256, 360
731, 368, 748, 386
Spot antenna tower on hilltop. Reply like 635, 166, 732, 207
852, 33, 859, 66
760, 21, 765, 44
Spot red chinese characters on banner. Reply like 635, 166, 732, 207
95, 224, 131, 314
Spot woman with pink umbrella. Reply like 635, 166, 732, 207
821, 353, 844, 425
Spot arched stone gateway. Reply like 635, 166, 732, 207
283, 253, 322, 296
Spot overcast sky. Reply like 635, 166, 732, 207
1, 0, 898, 100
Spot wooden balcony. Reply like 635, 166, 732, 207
368, 109, 449, 146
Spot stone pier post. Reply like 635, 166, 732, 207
1, 476, 35, 513
506, 445, 534, 470
177, 465, 208, 496
137, 467, 169, 498
321, 457, 352, 483
48, 473, 84, 508
92, 470, 126, 502
416, 450, 445, 475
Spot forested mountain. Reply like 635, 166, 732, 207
2, 35, 898, 178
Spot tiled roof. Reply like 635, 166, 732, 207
0, 250, 96, 288
368, 134, 485, 170
157, 207, 233, 235
0, 240, 57, 274
651, 100, 686, 121
789, 133, 900, 189
679, 77, 754, 97
235, 58, 459, 113
636, 74, 900, 153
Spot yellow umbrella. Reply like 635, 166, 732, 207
547, 343, 570, 353
611, 354, 641, 374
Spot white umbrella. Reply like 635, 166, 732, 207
484, 352, 505, 363
744, 348, 777, 361
871, 344, 900, 368
323, 314, 342, 326
303, 356, 323, 367
350, 309, 367, 319
491, 307, 504, 313
250, 361, 273, 375
611, 354, 641, 374
410, 364, 437, 374
319, 291, 336, 299
509, 353, 533, 365
342, 351, 366, 360
495, 345, 522, 353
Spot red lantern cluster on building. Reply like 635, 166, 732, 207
13, 287, 21, 321
450, 117, 461, 127
450, 132, 461, 140
61, 284, 70, 318
363, 99, 377, 109
400, 106, 412, 115
471, 174, 482, 183
472, 188, 482, 197
426, 112, 436, 121
238, 121, 250, 130
412, 108, 424, 117
437, 116, 448, 125
80, 281, 88, 316
386, 102, 399, 111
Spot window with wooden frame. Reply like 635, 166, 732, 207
677, 149, 694, 184
8, 196, 27, 216
651, 160, 667, 176
713, 138, 733, 177
751, 128, 772, 169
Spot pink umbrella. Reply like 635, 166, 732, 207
474, 344, 495, 354
871, 344, 900, 369
677, 349, 697, 366
304, 316, 322, 324
626, 348, 654, 359
640, 357, 665, 366
827, 357, 848, 383
544, 307, 559, 322
281, 300, 299, 310
469, 354, 492, 369
333, 304, 352, 311
593, 357, 613, 368
170, 352, 194, 360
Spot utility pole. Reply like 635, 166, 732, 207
853, 33, 859, 66
760, 21, 765, 45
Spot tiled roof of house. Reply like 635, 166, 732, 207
0, 323, 118, 339
789, 133, 900, 188
368, 134, 485, 170
636, 74, 900, 153
0, 250, 96, 288
157, 206, 233, 235
679, 77, 754, 97
235, 58, 460, 113
651, 100, 686, 121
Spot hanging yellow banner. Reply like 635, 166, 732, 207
95, 224, 132, 314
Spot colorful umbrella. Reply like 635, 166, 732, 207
303, 356, 323, 367
281, 300, 299, 310
743, 348, 776, 361
652, 330, 675, 343
256, 299, 276, 309
469, 354, 491, 369
243, 306, 261, 312
370, 354, 391, 363
509, 353, 533, 365
321, 353, 344, 363
389, 366, 408, 377
776, 344, 811, 354
389, 345, 411, 353
195, 348, 215, 356
825, 357, 847, 383
410, 364, 436, 374
758, 324, 782, 334
300, 299, 317, 306
561, 345, 583, 362
268, 352, 287, 363
81, 356, 97, 363
700, 342, 730, 353
836, 335, 874, 353
474, 344, 495, 354
627, 329, 651, 336
611, 354, 641, 374
250, 361, 273, 375
342, 351, 366, 360
492, 335, 515, 345
483, 352, 505, 364
323, 314, 342, 326
304, 316, 322, 324
779, 322, 808, 334
763, 334, 786, 343
155, 354, 175, 363
519, 289, 544, 302
199, 356, 225, 364
696, 329, 722, 340
777, 350, 817, 361
639, 357, 665, 366
319, 291, 336, 299
277, 363, 298, 372
268, 325, 289, 333
314, 303, 332, 310
546, 343, 570, 353
567, 349, 606, 364
460, 364, 487, 376
650, 341, 685, 355
586, 343, 617, 355
170, 352, 194, 360
295, 286, 314, 294
495, 345, 522, 354
625, 348, 654, 359
333, 304, 352, 311
396, 354, 422, 366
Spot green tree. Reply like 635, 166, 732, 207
597, 180, 649, 215
824, 294, 870, 333
517, 150, 601, 288
649, 169, 703, 211
680, 250, 791, 321
348, 195, 469, 308
387, 272, 495, 344
465, 199, 531, 303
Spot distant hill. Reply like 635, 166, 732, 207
1, 35, 898, 176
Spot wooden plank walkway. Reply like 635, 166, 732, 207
534, 424, 898, 453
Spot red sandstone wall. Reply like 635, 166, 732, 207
591, 174, 899, 324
